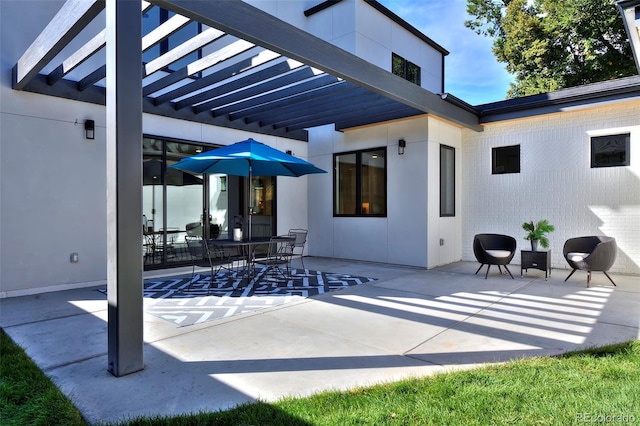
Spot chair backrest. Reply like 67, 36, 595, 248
563, 236, 617, 271
186, 222, 202, 237
288, 229, 308, 248
563, 236, 607, 256
185, 236, 204, 259
474, 233, 516, 251
257, 236, 294, 264
473, 233, 517, 264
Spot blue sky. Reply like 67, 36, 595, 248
377, 0, 514, 105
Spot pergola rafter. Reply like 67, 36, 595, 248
13, 0, 482, 144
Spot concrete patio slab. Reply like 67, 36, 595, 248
1, 259, 638, 425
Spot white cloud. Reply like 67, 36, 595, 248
377, 0, 514, 105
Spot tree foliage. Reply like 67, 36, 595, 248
465, 0, 636, 98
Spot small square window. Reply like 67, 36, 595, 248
392, 53, 421, 86
591, 133, 630, 168
492, 145, 520, 174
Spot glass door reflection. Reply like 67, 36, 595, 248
250, 176, 274, 238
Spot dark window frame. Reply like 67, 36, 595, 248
392, 53, 421, 86
333, 148, 387, 217
440, 144, 455, 217
591, 133, 630, 168
492, 144, 521, 175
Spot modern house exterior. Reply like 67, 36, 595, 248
1, 0, 639, 302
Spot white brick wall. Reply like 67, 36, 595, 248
461, 102, 640, 275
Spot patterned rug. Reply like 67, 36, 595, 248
100, 267, 376, 327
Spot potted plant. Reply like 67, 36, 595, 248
522, 219, 555, 251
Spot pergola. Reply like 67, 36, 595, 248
618, 0, 640, 74
12, 0, 485, 376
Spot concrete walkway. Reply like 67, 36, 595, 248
1, 258, 638, 425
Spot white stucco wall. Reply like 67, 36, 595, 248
426, 118, 463, 268
0, 0, 312, 297
307, 116, 462, 268
250, 0, 445, 93
461, 101, 640, 275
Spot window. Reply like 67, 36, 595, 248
334, 148, 387, 216
492, 145, 520, 174
392, 53, 421, 86
440, 145, 455, 217
591, 133, 630, 168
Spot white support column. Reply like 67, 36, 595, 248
106, 0, 144, 377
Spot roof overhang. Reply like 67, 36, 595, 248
618, 0, 640, 74
12, 0, 483, 143
476, 75, 640, 122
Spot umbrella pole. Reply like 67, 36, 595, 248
248, 162, 252, 241
151, 182, 156, 231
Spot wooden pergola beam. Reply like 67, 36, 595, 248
47, 29, 106, 86
13, 0, 105, 90
46, 1, 154, 86
152, 0, 482, 130
144, 27, 225, 76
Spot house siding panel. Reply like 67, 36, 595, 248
461, 102, 640, 275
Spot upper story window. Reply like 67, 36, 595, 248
591, 133, 630, 168
492, 145, 520, 175
392, 53, 421, 86
334, 148, 387, 217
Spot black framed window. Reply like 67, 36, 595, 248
334, 148, 387, 216
392, 53, 421, 86
492, 145, 520, 174
440, 145, 455, 217
591, 133, 630, 168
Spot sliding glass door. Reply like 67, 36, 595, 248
142, 136, 276, 270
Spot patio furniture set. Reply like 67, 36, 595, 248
184, 229, 308, 293
473, 233, 618, 287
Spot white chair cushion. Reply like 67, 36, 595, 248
486, 250, 511, 258
568, 252, 589, 262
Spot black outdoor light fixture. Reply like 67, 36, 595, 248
84, 119, 95, 140
398, 138, 406, 155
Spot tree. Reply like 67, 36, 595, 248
465, 0, 636, 98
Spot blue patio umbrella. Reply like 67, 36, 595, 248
169, 138, 326, 239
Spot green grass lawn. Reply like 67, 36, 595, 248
2, 328, 639, 425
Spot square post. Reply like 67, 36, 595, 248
106, 0, 144, 376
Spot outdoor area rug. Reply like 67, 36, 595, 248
99, 267, 376, 327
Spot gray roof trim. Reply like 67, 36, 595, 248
364, 1, 449, 56
303, 0, 449, 55
304, 0, 449, 56
477, 75, 640, 123
304, 1, 344, 17
440, 93, 478, 115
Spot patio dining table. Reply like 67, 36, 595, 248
209, 235, 294, 283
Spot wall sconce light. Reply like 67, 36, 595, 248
84, 119, 95, 140
398, 139, 406, 155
